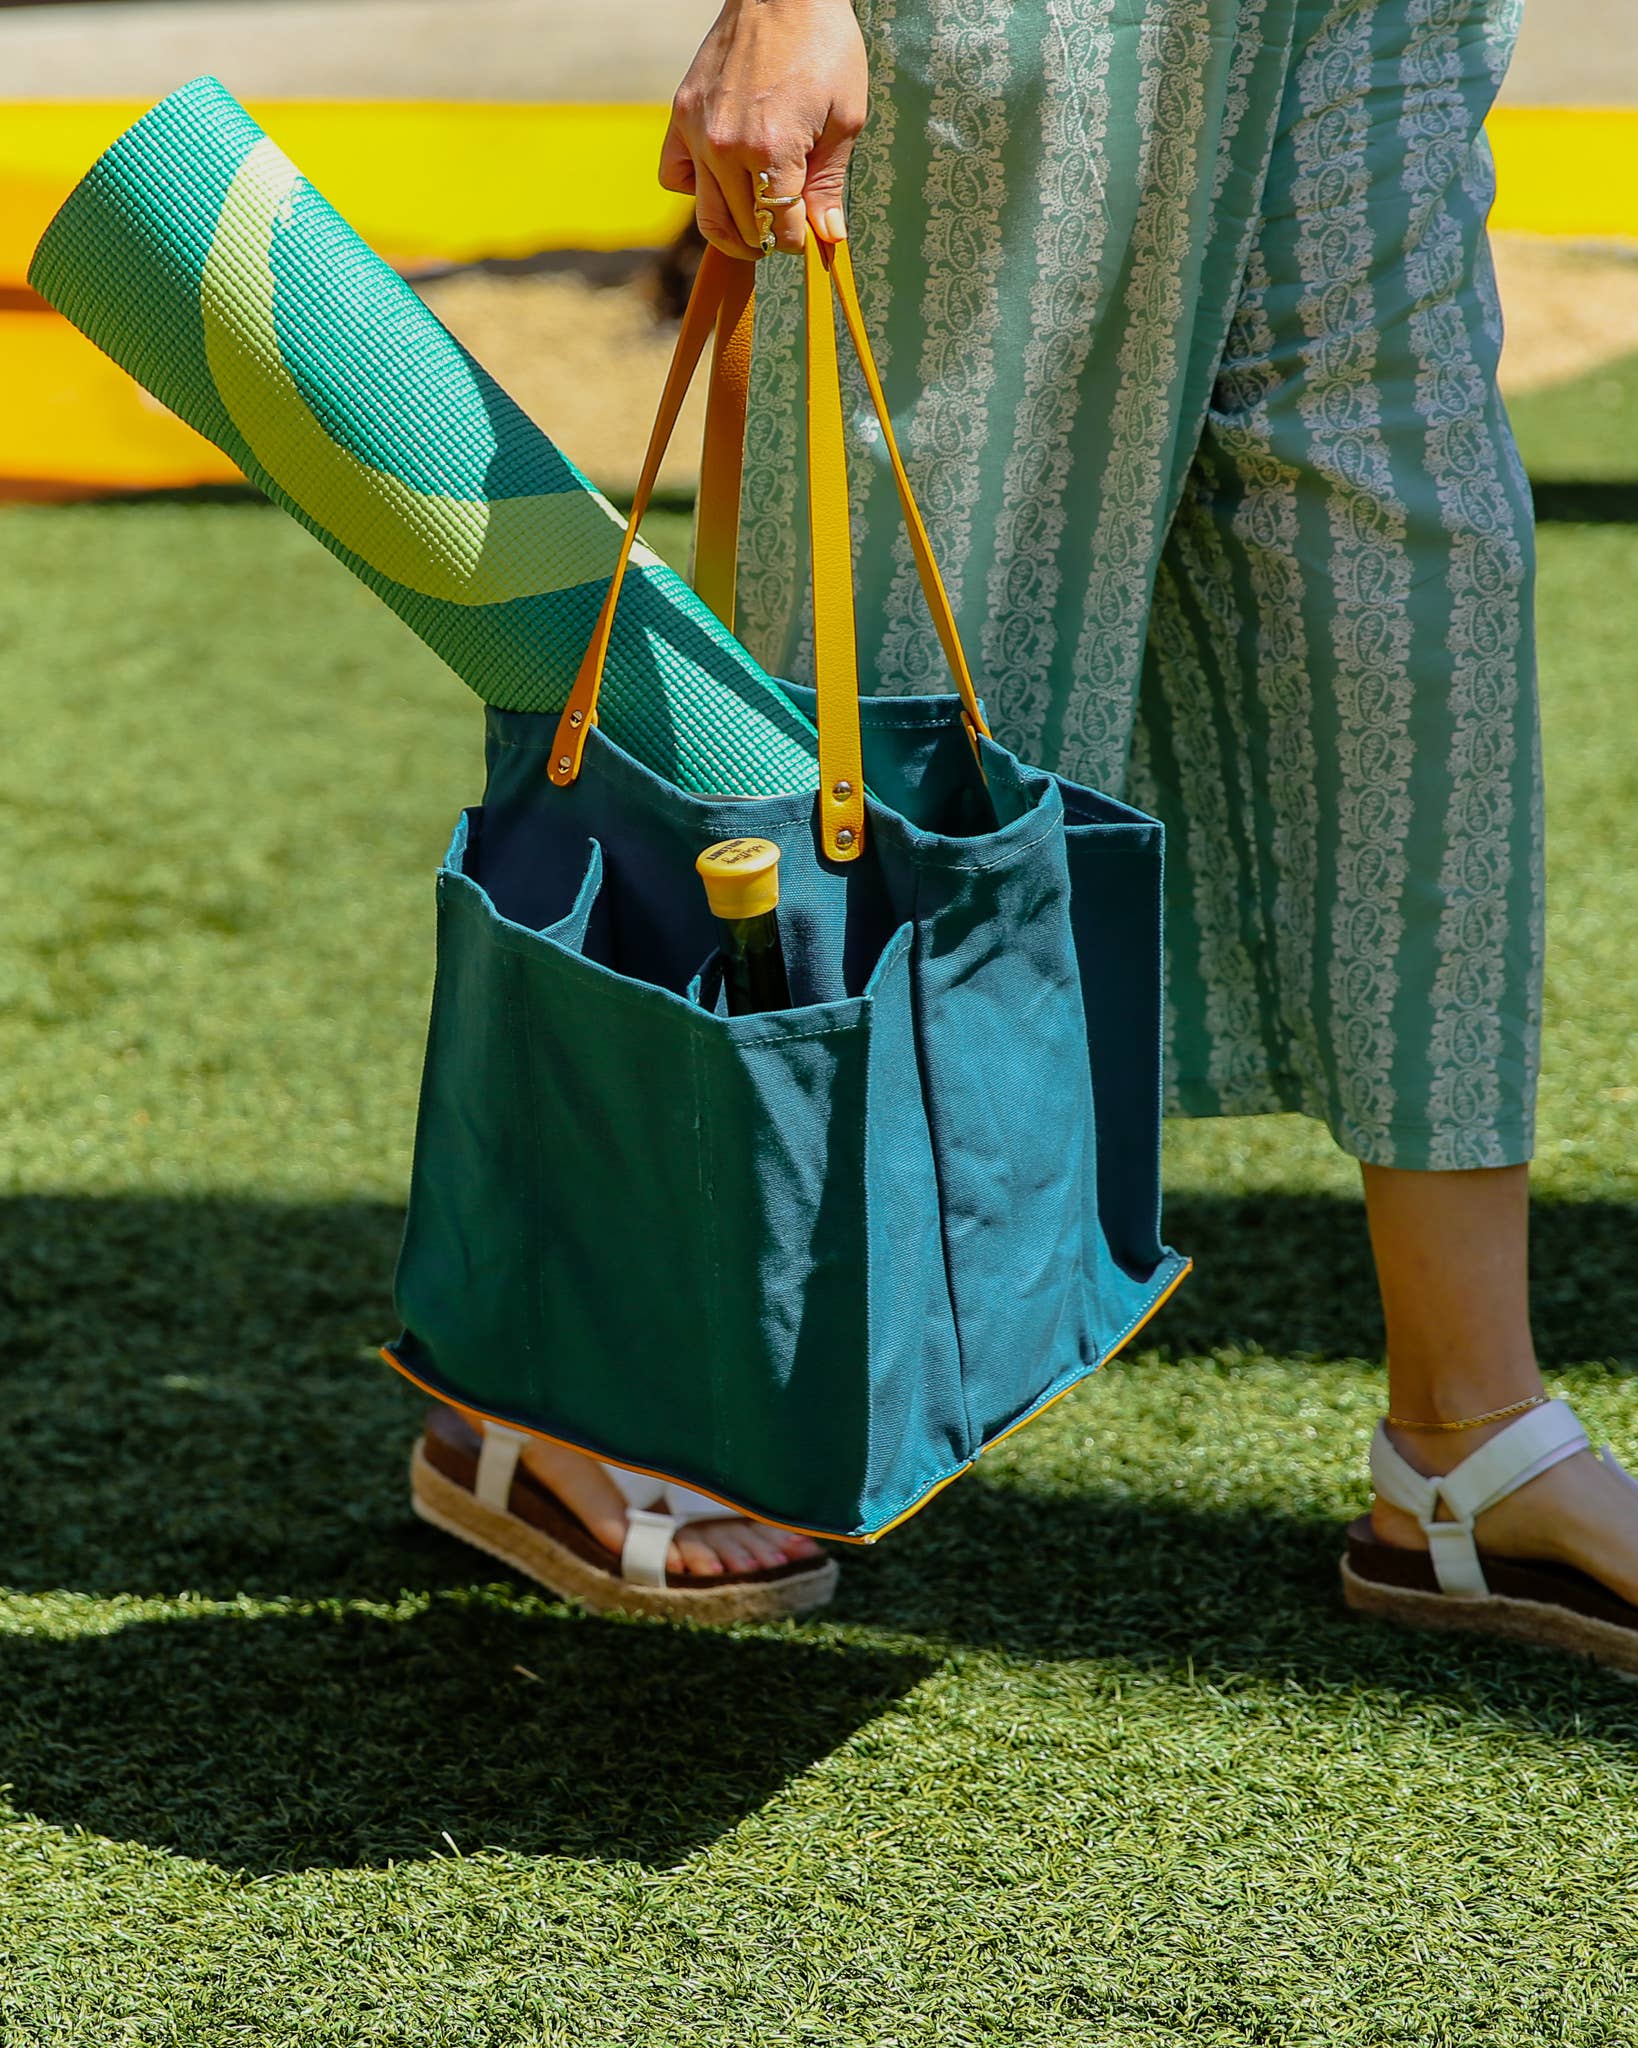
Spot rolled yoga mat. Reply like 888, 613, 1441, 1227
28, 75, 821, 796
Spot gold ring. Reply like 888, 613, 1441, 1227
754, 168, 803, 255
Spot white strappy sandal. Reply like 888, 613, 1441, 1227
1342, 1397, 1638, 1674
411, 1406, 837, 1624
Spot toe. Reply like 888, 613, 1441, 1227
701, 1522, 763, 1573
670, 1529, 725, 1577
736, 1522, 823, 1568
663, 1518, 821, 1576
741, 1522, 801, 1570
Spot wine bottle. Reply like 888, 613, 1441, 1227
695, 838, 793, 1016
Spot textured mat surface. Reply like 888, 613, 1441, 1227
29, 76, 820, 795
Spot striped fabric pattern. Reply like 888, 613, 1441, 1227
737, 0, 1541, 1169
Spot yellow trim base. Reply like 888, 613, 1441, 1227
380, 1254, 1193, 1547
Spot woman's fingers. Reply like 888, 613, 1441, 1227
657, 113, 697, 196
701, 143, 765, 255
693, 146, 826, 259
697, 149, 809, 259
754, 158, 811, 254
803, 107, 859, 243
692, 161, 757, 262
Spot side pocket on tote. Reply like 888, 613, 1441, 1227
1058, 781, 1168, 1278
392, 815, 961, 1537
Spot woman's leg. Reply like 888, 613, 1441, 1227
1363, 1163, 1539, 1420
1363, 1163, 1638, 1603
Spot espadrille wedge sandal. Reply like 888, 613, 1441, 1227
1342, 1397, 1638, 1674
411, 1406, 837, 1624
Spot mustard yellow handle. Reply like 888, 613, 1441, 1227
692, 256, 756, 634
550, 238, 990, 862
802, 233, 866, 859
549, 244, 747, 789
825, 238, 988, 747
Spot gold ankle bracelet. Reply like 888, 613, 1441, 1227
1385, 1392, 1549, 1432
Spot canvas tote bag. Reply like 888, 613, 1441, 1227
384, 236, 1189, 1541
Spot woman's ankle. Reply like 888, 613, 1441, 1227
1382, 1359, 1547, 1477
1382, 1412, 1529, 1480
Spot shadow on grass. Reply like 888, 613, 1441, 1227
1158, 1183, 1636, 1367
1, 1189, 1635, 1870
2, 1186, 1632, 1605
0, 1602, 929, 1873
1530, 480, 1638, 524
47, 478, 1638, 523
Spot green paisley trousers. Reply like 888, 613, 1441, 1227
735, 0, 1542, 1170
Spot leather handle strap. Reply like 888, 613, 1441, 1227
826, 238, 988, 747
804, 232, 866, 858
694, 239, 989, 765
691, 252, 756, 634
549, 238, 988, 862
548, 243, 739, 789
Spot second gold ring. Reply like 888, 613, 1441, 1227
754, 168, 802, 255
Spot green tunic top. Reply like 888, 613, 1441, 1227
736, 0, 1541, 1170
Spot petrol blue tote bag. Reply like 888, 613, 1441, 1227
384, 238, 1190, 1542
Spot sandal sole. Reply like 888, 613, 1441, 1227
1340, 1554, 1638, 1678
410, 1441, 838, 1624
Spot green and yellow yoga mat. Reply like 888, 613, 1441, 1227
28, 75, 820, 795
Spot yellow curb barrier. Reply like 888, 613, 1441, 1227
0, 309, 241, 497
1, 99, 694, 496
1, 100, 1631, 499
1, 100, 692, 286
4, 98, 1632, 288
1487, 108, 1638, 245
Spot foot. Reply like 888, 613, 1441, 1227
1371, 1417, 1638, 1609
518, 1434, 826, 1580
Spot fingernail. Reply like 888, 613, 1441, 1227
822, 208, 848, 242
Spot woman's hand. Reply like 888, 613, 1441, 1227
660, 0, 868, 260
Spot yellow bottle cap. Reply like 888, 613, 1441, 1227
696, 837, 782, 920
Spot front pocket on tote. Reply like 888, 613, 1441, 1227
392, 815, 959, 1534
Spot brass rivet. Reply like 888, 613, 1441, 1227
556, 756, 572, 774
832, 779, 853, 800
835, 827, 856, 851
568, 709, 584, 728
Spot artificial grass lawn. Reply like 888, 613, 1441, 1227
1507, 347, 1638, 483
0, 487, 1634, 2047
